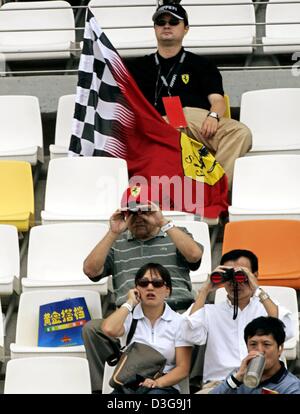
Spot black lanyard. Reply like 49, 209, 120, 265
154, 52, 186, 107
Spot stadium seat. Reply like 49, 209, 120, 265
0, 1, 76, 61
10, 289, 102, 359
50, 94, 76, 159
102, 361, 189, 394
215, 286, 299, 360
0, 224, 19, 335
0, 225, 19, 297
182, 0, 256, 55
222, 220, 300, 289
41, 157, 129, 225
0, 160, 34, 232
0, 299, 4, 362
21, 223, 109, 296
0, 95, 43, 165
240, 89, 300, 155
4, 357, 92, 393
89, 0, 157, 57
262, 0, 300, 54
229, 155, 300, 222
173, 220, 211, 292
102, 361, 114, 394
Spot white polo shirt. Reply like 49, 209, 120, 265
182, 296, 293, 383
121, 303, 191, 375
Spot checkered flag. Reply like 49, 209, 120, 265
69, 9, 135, 158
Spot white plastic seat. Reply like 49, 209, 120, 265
240, 89, 300, 155
0, 1, 75, 61
103, 361, 189, 394
10, 289, 102, 359
89, 0, 157, 57
41, 157, 129, 224
229, 154, 300, 222
0, 224, 19, 296
183, 0, 256, 55
4, 356, 92, 394
262, 0, 300, 54
22, 223, 109, 296
103, 361, 114, 394
0, 299, 4, 362
0, 224, 20, 338
0, 96, 43, 165
50, 94, 76, 159
214, 286, 299, 360
173, 220, 211, 292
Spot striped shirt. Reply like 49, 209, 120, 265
92, 228, 201, 309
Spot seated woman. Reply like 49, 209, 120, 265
101, 262, 192, 394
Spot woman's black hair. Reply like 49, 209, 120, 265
135, 263, 172, 295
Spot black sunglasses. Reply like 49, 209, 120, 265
155, 18, 181, 26
136, 278, 166, 288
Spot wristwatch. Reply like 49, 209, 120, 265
255, 288, 270, 303
161, 221, 175, 233
207, 111, 219, 121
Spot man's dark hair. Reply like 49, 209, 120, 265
135, 262, 172, 295
244, 316, 286, 347
220, 249, 258, 273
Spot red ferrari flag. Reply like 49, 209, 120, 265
69, 10, 228, 219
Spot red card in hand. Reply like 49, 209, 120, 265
162, 96, 188, 129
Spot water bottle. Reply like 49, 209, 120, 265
243, 353, 265, 388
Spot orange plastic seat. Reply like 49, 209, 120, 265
222, 220, 300, 288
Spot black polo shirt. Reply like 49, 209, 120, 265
127, 48, 224, 116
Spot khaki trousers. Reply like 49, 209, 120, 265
181, 107, 252, 187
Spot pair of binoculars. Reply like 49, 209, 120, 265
210, 268, 248, 285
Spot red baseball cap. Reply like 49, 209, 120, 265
120, 184, 160, 212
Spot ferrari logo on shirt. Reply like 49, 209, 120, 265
130, 185, 141, 197
181, 74, 189, 84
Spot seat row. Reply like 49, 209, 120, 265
0, 220, 211, 298
1, 286, 299, 393
0, 283, 298, 387
1, 89, 299, 167
0, 0, 299, 63
2, 150, 300, 237
89, 0, 300, 56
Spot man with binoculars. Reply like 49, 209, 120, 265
182, 249, 294, 393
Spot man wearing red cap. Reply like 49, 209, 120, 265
82, 184, 203, 392
127, 2, 252, 187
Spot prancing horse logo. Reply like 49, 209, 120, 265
181, 74, 189, 84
